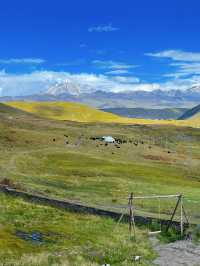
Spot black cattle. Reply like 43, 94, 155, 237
115, 138, 122, 144
90, 137, 103, 141
53, 138, 56, 142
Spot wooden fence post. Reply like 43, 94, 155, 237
128, 192, 136, 239
180, 195, 184, 237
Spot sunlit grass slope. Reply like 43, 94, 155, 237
179, 104, 200, 124
6, 101, 125, 123
182, 109, 200, 127
188, 112, 200, 122
6, 101, 200, 127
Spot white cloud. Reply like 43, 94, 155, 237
146, 50, 200, 62
105, 69, 130, 75
166, 62, 200, 77
0, 71, 56, 96
146, 49, 200, 79
92, 60, 137, 70
0, 68, 199, 98
0, 70, 144, 96
132, 83, 160, 92
88, 24, 119, 33
111, 76, 140, 83
0, 58, 45, 64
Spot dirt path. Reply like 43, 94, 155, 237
152, 239, 200, 266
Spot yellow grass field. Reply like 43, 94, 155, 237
5, 101, 200, 128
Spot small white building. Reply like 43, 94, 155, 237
102, 136, 115, 143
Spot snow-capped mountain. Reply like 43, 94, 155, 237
47, 80, 80, 96
1, 81, 200, 109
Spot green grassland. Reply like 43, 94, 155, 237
0, 102, 200, 264
1, 102, 200, 218
0, 193, 155, 266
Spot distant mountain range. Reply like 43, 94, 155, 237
102, 107, 188, 120
0, 81, 200, 110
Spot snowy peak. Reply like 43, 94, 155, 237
47, 80, 80, 96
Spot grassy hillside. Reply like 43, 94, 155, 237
0, 103, 200, 219
189, 112, 200, 121
6, 101, 125, 123
0, 102, 30, 115
5, 101, 200, 128
0, 194, 155, 266
0, 101, 200, 263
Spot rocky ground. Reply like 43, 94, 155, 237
152, 239, 200, 266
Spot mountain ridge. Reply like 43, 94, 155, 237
178, 104, 200, 120
1, 88, 200, 109
102, 107, 188, 120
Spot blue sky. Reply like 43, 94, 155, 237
0, 0, 200, 96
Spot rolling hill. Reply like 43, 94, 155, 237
4, 101, 200, 128
1, 99, 200, 264
178, 104, 200, 121
0, 102, 30, 115
1, 100, 200, 218
5, 101, 124, 123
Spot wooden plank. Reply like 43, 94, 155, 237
132, 194, 180, 199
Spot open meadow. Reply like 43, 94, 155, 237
0, 193, 156, 266
0, 102, 200, 264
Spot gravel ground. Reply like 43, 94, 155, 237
153, 240, 200, 266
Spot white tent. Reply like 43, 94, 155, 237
102, 136, 115, 143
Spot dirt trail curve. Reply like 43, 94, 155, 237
152, 239, 200, 266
